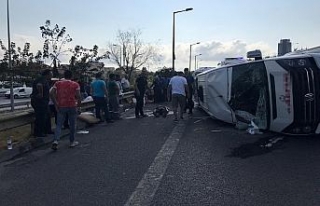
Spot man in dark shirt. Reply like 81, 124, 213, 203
134, 67, 148, 118
184, 68, 195, 114
31, 69, 52, 137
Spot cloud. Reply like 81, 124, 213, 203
11, 34, 43, 52
0, 34, 42, 59
156, 40, 275, 70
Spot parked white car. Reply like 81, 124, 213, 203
4, 87, 32, 99
0, 82, 25, 96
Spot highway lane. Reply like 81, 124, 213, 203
1, 105, 320, 205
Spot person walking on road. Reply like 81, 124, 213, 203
31, 69, 52, 137
167, 71, 189, 122
134, 67, 148, 118
50, 70, 81, 150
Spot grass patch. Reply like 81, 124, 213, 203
0, 125, 32, 151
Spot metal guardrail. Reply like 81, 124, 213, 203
0, 101, 31, 109
0, 91, 135, 132
0, 91, 135, 110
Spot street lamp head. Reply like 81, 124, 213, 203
190, 42, 200, 46
185, 8, 193, 11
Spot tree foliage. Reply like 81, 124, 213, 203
40, 20, 72, 77
69, 45, 109, 80
0, 40, 45, 82
108, 29, 158, 81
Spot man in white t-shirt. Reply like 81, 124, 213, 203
167, 71, 189, 122
121, 74, 130, 92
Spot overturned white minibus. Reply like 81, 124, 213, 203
196, 53, 320, 135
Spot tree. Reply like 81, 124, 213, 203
108, 29, 158, 81
40, 20, 72, 77
69, 45, 109, 80
0, 40, 45, 83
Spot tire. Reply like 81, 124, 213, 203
13, 94, 18, 99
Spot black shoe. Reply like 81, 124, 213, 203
141, 114, 148, 117
51, 141, 58, 151
135, 115, 141, 119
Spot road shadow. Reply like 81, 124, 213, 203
227, 135, 287, 159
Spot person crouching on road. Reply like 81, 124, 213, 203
50, 70, 81, 150
167, 71, 189, 122
91, 72, 113, 123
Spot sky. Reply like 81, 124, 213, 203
0, 0, 319, 71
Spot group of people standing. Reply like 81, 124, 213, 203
91, 72, 121, 123
30, 68, 132, 151
30, 66, 195, 150
151, 74, 170, 103
31, 69, 81, 150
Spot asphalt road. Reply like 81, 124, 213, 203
0, 104, 320, 206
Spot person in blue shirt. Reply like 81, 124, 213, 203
91, 72, 113, 123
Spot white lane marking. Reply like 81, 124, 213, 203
125, 121, 186, 206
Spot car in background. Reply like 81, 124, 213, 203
4, 87, 32, 99
0, 82, 25, 97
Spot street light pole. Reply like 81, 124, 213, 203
293, 42, 299, 51
189, 42, 200, 71
7, 0, 14, 112
172, 7, 193, 71
194, 54, 202, 71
